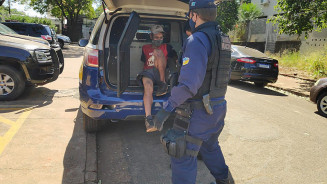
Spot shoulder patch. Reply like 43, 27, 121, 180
183, 57, 190, 66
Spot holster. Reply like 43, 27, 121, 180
160, 103, 203, 158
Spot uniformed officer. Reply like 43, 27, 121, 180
149, 0, 232, 183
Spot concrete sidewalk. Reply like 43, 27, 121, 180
268, 73, 316, 98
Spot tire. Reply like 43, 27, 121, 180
83, 113, 103, 133
317, 92, 327, 118
59, 40, 64, 49
0, 66, 26, 101
254, 82, 267, 87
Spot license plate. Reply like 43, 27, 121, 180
258, 64, 270, 69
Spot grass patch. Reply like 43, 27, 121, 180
269, 48, 327, 79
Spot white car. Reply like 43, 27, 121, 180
57, 34, 71, 48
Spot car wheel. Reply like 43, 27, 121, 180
83, 113, 103, 133
0, 66, 26, 101
254, 82, 267, 87
59, 40, 64, 49
317, 92, 327, 118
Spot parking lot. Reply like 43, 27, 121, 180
0, 45, 326, 184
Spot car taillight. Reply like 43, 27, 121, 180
274, 63, 278, 67
41, 35, 52, 40
237, 58, 256, 64
84, 48, 99, 67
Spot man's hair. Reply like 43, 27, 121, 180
192, 7, 217, 22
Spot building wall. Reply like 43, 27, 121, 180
251, 0, 277, 17
247, 0, 327, 53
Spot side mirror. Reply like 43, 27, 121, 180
78, 39, 89, 47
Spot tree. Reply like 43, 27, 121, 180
21, 0, 96, 41
238, 3, 262, 22
269, 0, 327, 38
216, 0, 239, 34
0, 0, 5, 6
237, 3, 262, 41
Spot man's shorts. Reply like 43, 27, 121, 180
137, 68, 161, 86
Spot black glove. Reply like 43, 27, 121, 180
153, 109, 171, 131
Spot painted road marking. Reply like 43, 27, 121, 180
0, 110, 32, 156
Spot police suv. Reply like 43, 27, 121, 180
79, 0, 189, 132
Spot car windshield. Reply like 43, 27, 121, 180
0, 23, 17, 35
232, 45, 268, 58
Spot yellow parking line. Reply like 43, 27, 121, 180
0, 110, 32, 156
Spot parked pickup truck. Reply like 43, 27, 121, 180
0, 23, 64, 100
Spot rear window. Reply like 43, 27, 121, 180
3, 23, 28, 35
134, 23, 171, 43
29, 25, 49, 37
109, 16, 172, 44
233, 46, 267, 58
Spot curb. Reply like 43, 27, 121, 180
267, 84, 309, 98
279, 73, 316, 82
85, 133, 98, 184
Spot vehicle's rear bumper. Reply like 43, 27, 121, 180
79, 84, 168, 120
231, 71, 278, 83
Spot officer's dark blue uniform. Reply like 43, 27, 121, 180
163, 30, 229, 184
159, 1, 230, 183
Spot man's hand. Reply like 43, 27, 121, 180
153, 49, 166, 67
153, 109, 171, 131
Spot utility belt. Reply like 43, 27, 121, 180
160, 96, 225, 158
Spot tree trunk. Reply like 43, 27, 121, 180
245, 20, 251, 44
67, 19, 82, 42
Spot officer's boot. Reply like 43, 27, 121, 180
210, 178, 230, 184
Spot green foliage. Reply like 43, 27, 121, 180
7, 14, 55, 28
238, 3, 263, 22
0, 6, 54, 29
269, 0, 327, 38
95, 5, 103, 18
229, 3, 262, 41
216, 0, 239, 34
229, 22, 247, 41
0, 6, 26, 21
270, 49, 327, 78
25, 0, 96, 21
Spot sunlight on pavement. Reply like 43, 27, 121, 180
0, 109, 32, 156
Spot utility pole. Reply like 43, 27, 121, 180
8, 0, 11, 15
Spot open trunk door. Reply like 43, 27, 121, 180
117, 11, 140, 97
102, 0, 188, 15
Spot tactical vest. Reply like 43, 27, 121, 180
191, 22, 231, 100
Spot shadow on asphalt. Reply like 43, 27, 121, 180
62, 45, 84, 58
97, 118, 235, 184
229, 81, 287, 96
0, 86, 55, 114
62, 108, 86, 184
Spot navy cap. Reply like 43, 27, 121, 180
189, 0, 217, 10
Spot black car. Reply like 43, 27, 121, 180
230, 45, 279, 87
0, 23, 64, 100
2, 22, 60, 48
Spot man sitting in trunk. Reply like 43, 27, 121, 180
137, 25, 176, 132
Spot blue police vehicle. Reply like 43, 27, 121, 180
79, 0, 189, 132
